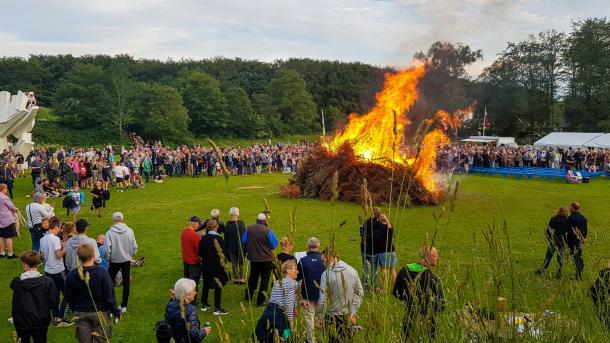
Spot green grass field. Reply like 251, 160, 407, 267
2, 173, 609, 342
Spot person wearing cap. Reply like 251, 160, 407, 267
181, 216, 202, 305
242, 213, 279, 306
65, 219, 100, 271
105, 212, 138, 313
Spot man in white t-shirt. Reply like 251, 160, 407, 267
111, 163, 124, 192
39, 218, 72, 327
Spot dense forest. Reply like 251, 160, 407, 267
1, 18, 609, 144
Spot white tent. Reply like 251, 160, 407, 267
533, 132, 604, 148
461, 136, 518, 147
584, 133, 610, 148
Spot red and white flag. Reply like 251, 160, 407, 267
484, 106, 489, 128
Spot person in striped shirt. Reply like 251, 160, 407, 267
254, 260, 298, 342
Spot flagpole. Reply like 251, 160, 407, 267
321, 109, 326, 136
482, 106, 486, 137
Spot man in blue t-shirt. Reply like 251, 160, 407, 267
297, 237, 325, 343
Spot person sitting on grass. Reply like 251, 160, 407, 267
11, 250, 59, 343
255, 260, 299, 343
65, 244, 122, 343
164, 278, 212, 343
393, 245, 445, 342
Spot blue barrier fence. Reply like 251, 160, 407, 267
470, 166, 607, 180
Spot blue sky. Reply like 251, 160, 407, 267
1, 0, 607, 76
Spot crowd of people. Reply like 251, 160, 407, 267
3, 137, 610, 342
436, 144, 610, 173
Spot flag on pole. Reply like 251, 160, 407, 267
484, 106, 489, 129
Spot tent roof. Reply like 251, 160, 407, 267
584, 133, 610, 148
461, 138, 496, 143
533, 132, 604, 148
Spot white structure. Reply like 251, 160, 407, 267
583, 133, 610, 149
0, 90, 38, 155
533, 132, 604, 148
461, 135, 518, 147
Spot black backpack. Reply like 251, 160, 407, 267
62, 195, 76, 209
155, 319, 173, 343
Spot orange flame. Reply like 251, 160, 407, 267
322, 64, 468, 198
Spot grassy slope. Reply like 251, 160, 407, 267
1, 173, 609, 342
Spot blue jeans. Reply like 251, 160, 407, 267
255, 303, 289, 342
542, 244, 564, 270
361, 253, 378, 290
29, 226, 43, 251
46, 271, 69, 319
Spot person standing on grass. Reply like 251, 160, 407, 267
376, 214, 398, 292
164, 278, 212, 343
65, 219, 100, 271
317, 248, 364, 343
225, 207, 247, 284
255, 260, 299, 343
198, 219, 229, 315
65, 244, 122, 343
26, 192, 54, 252
568, 202, 588, 279
0, 183, 19, 259
393, 246, 445, 342
66, 186, 85, 222
111, 162, 124, 192
39, 217, 72, 327
534, 206, 571, 278
90, 181, 105, 218
243, 213, 279, 306
11, 250, 60, 343
181, 216, 202, 305
0, 161, 16, 199
105, 212, 138, 313
297, 237, 325, 343
202, 209, 225, 235
359, 207, 382, 291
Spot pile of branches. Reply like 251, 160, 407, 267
287, 143, 441, 205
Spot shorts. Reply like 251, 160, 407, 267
115, 177, 123, 183
376, 252, 398, 268
72, 205, 81, 214
0, 223, 16, 238
123, 175, 130, 181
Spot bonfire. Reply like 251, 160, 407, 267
286, 64, 468, 205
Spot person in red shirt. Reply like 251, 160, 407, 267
181, 216, 202, 305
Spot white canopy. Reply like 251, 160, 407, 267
461, 136, 517, 147
584, 133, 610, 148
533, 132, 604, 148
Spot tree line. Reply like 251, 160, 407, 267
1, 17, 609, 143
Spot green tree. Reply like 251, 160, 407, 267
223, 85, 265, 137
177, 71, 229, 136
266, 69, 319, 134
52, 64, 110, 128
132, 83, 189, 141
107, 66, 136, 138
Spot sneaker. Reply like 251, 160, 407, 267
213, 308, 228, 316
8, 317, 13, 324
120, 307, 127, 314
54, 320, 74, 327
534, 268, 545, 275
6, 254, 17, 259
200, 304, 211, 312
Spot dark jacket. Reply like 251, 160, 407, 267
547, 215, 571, 247
10, 274, 59, 330
297, 251, 325, 301
224, 220, 247, 261
242, 220, 278, 263
198, 232, 229, 288
568, 212, 588, 243
393, 263, 445, 335
359, 217, 377, 254
165, 300, 207, 343
64, 265, 121, 316
372, 222, 395, 254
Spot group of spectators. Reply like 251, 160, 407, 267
6, 186, 138, 342
170, 206, 445, 343
436, 145, 610, 173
